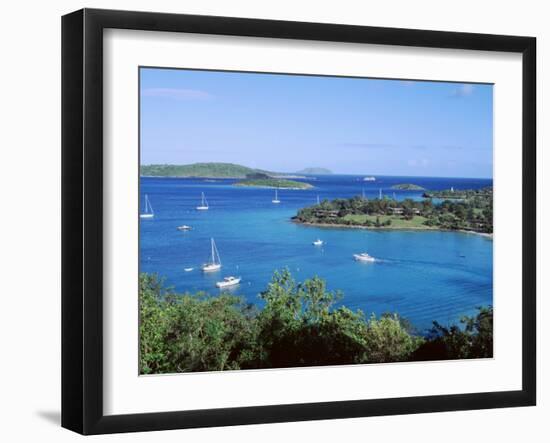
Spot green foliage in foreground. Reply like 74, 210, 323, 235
139, 271, 493, 374
234, 178, 313, 189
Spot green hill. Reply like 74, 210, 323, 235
296, 167, 332, 175
140, 163, 273, 178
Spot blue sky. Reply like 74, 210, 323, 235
140, 68, 493, 178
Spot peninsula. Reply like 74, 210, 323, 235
293, 188, 493, 233
423, 187, 493, 199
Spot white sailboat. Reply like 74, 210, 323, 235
140, 194, 154, 219
196, 192, 209, 210
272, 189, 281, 204
216, 276, 241, 288
379, 188, 383, 199
317, 195, 321, 205
201, 238, 221, 272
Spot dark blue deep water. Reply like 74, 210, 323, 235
140, 175, 493, 331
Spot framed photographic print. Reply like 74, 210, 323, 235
62, 8, 536, 435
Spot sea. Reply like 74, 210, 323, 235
139, 175, 493, 332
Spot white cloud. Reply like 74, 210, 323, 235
142, 88, 213, 100
451, 84, 475, 97
407, 158, 430, 168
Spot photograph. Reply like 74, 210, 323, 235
138, 67, 494, 375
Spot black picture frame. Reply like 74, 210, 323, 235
62, 8, 536, 435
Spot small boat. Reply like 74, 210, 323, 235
316, 195, 321, 205
140, 194, 154, 218
353, 252, 376, 262
201, 238, 222, 272
196, 192, 209, 210
312, 239, 324, 246
272, 189, 281, 204
216, 276, 241, 288
177, 225, 192, 231
184, 267, 194, 272
363, 176, 376, 181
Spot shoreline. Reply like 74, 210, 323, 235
293, 220, 493, 238
140, 174, 309, 181
234, 184, 314, 190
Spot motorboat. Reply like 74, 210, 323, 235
353, 252, 376, 262
216, 276, 242, 288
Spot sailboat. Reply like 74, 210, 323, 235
201, 238, 222, 272
379, 188, 383, 199
196, 192, 209, 210
317, 195, 321, 205
140, 194, 154, 219
272, 189, 281, 204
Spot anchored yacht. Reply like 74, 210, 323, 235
216, 276, 241, 288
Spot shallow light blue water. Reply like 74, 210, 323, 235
140, 175, 493, 332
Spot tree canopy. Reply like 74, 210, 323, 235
139, 271, 493, 374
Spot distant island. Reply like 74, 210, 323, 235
140, 163, 274, 178
235, 176, 313, 189
293, 187, 493, 234
295, 167, 333, 175
391, 183, 426, 191
140, 163, 330, 180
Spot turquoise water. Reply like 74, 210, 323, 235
140, 175, 493, 332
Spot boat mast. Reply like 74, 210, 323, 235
211, 238, 215, 264
144, 194, 152, 213
212, 238, 221, 265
